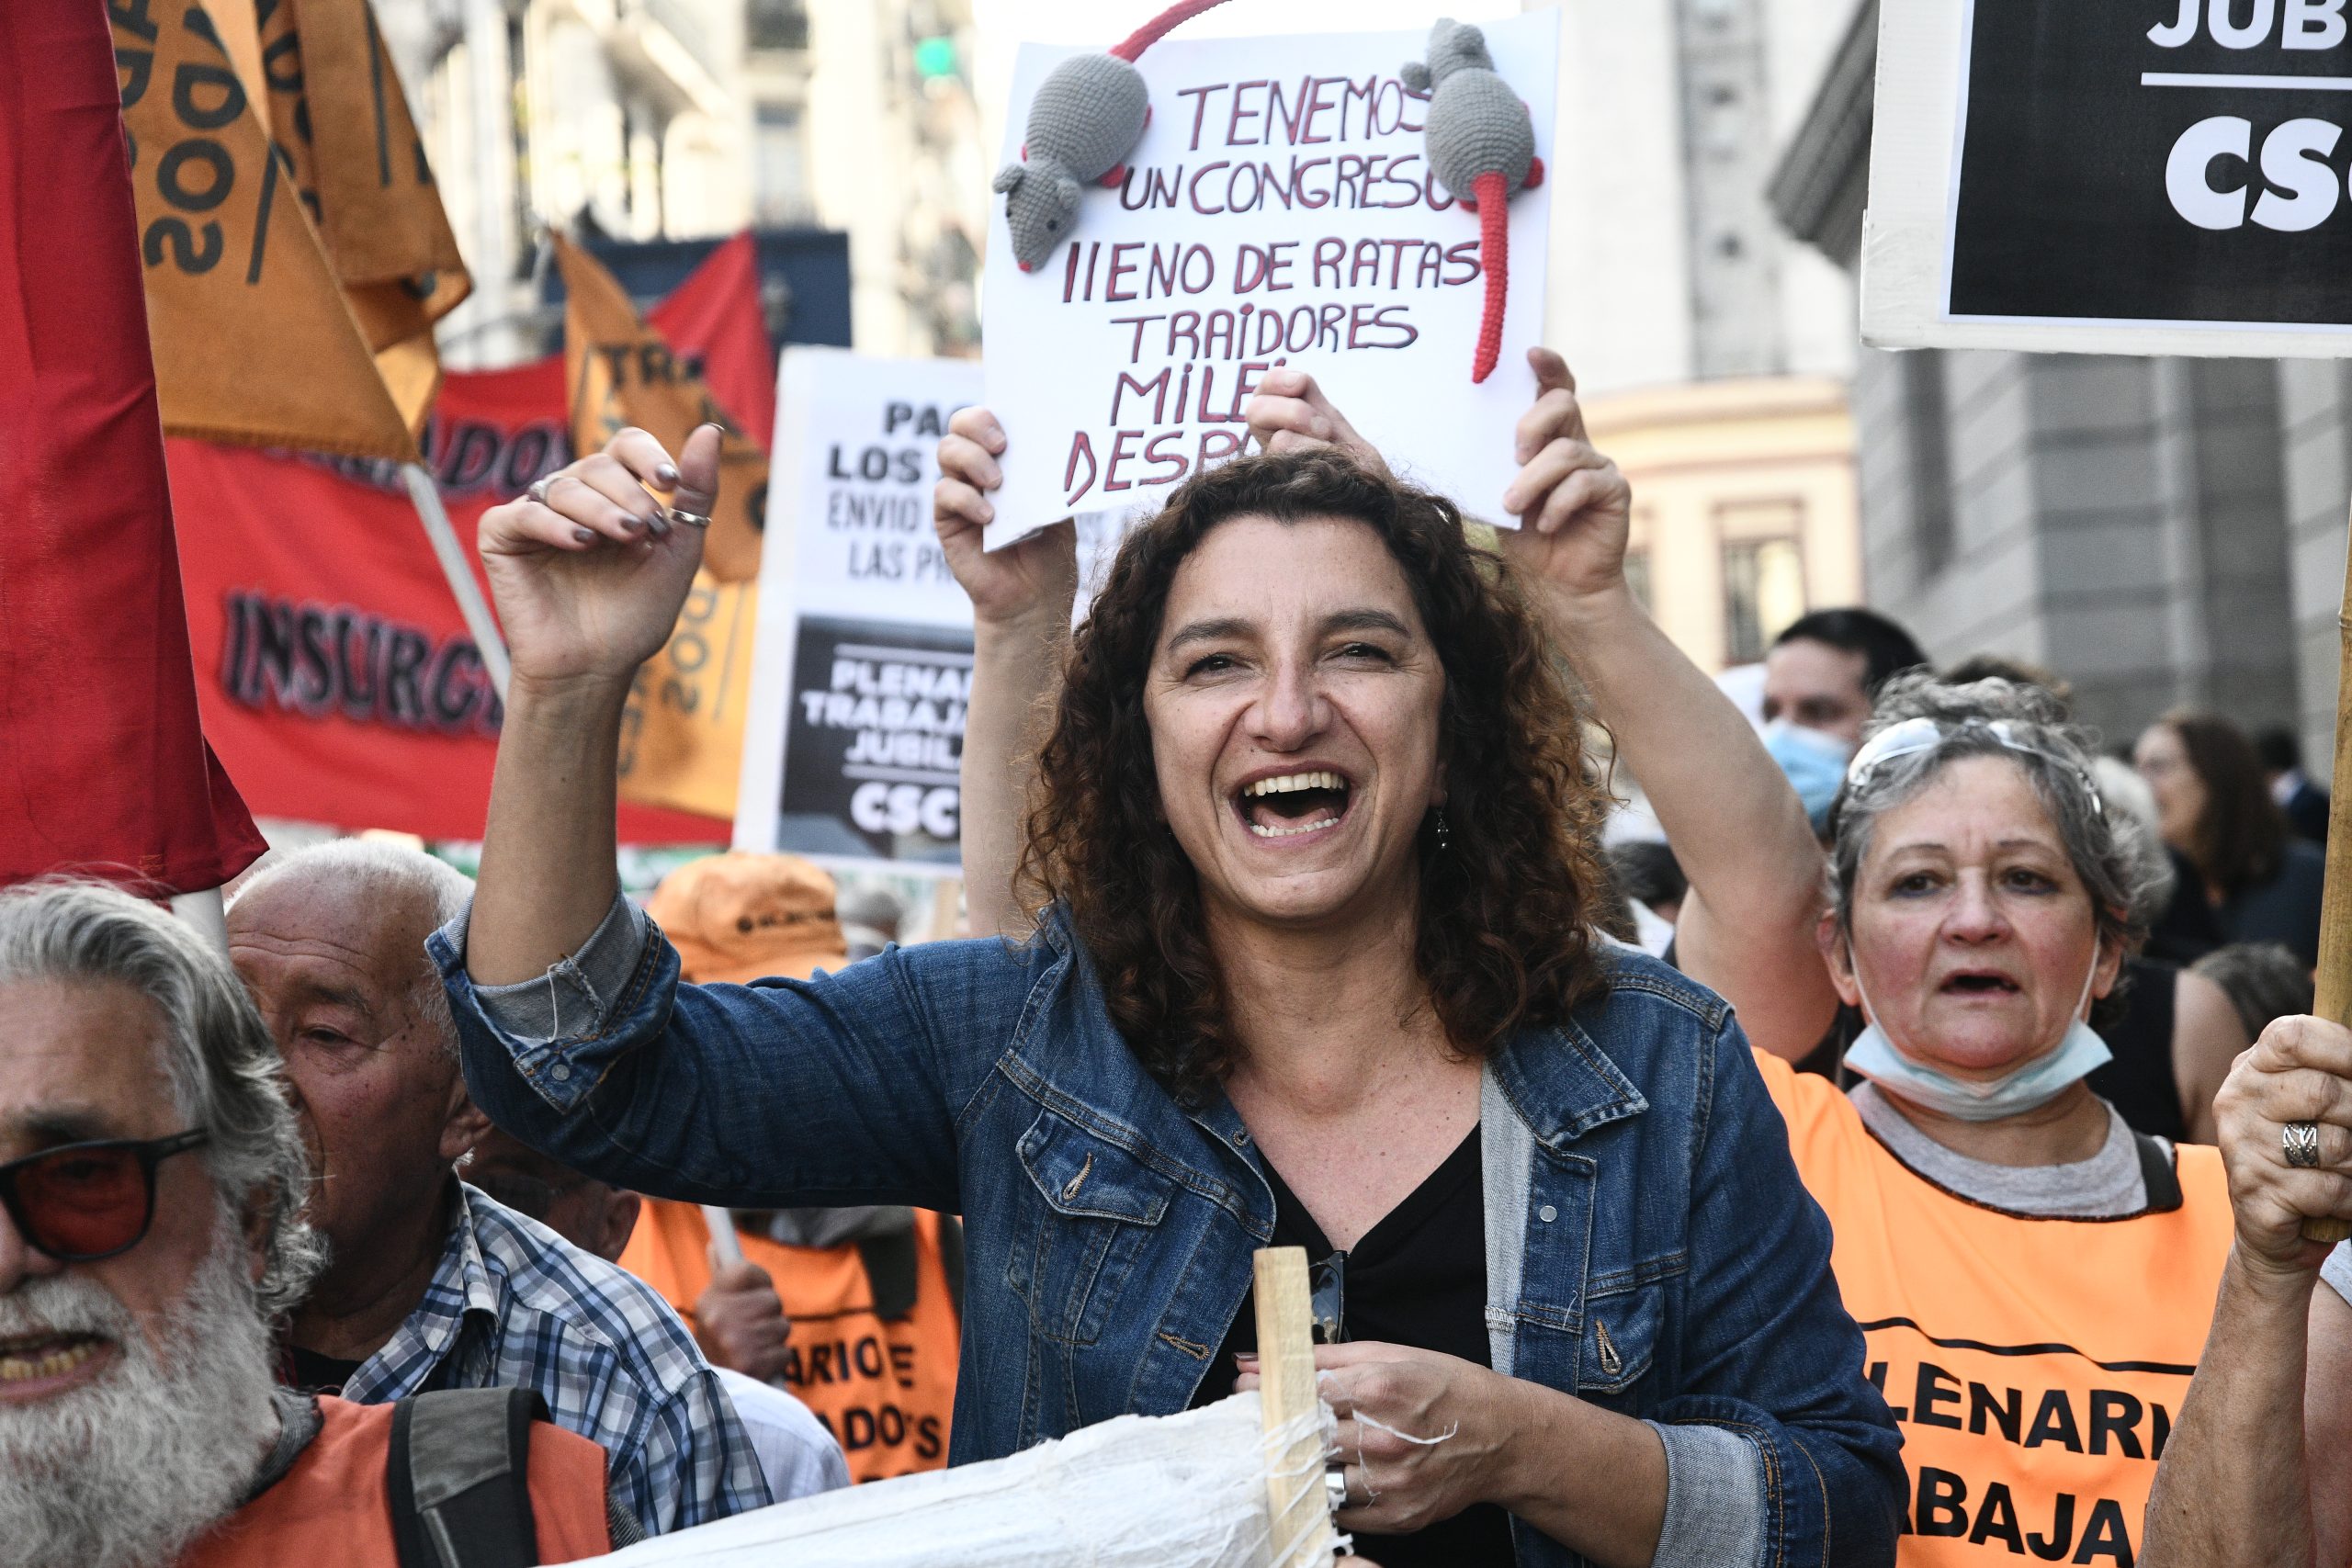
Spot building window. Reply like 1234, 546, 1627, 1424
748, 0, 809, 51
1624, 548, 1654, 612
1723, 536, 1805, 663
753, 104, 811, 225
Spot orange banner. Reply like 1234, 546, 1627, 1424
554, 236, 768, 819
245, 0, 469, 432
111, 0, 417, 461
556, 234, 767, 583
617, 572, 763, 822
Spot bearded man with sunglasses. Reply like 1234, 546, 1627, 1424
0, 878, 616, 1568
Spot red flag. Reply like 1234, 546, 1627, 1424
0, 0, 266, 892
650, 231, 777, 455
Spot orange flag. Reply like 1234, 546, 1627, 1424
616, 573, 763, 822
555, 237, 767, 819
246, 0, 470, 432
111, 0, 417, 461
556, 233, 768, 582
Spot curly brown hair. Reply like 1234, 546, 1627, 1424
1014, 449, 1620, 1101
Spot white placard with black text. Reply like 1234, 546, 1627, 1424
735, 349, 984, 874
980, 13, 1557, 544
1867, 0, 2352, 355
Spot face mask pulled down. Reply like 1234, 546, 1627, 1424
1843, 946, 2112, 1122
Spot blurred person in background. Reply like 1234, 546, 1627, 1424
1760, 608, 1929, 831
2190, 942, 2315, 1045
2135, 711, 2324, 968
1941, 653, 2071, 706
1605, 840, 1686, 929
2254, 725, 2331, 845
225, 841, 769, 1532
621, 852, 963, 1484
466, 1126, 850, 1503
838, 886, 906, 963
0, 880, 615, 1568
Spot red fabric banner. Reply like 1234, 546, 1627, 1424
168, 235, 776, 843
0, 0, 266, 894
649, 231, 778, 458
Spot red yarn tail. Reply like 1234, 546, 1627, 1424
1472, 171, 1508, 384
1110, 0, 1234, 62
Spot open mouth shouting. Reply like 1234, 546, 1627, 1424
1939, 968, 2022, 998
0, 1328, 113, 1399
1233, 769, 1354, 842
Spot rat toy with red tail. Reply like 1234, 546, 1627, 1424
994, 0, 1234, 273
1406, 18, 1544, 383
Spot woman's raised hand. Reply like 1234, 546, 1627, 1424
477, 424, 720, 688
1495, 348, 1634, 610
1242, 367, 1389, 477
933, 406, 1076, 630
2213, 1015, 2352, 1279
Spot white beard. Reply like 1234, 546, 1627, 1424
0, 1214, 283, 1568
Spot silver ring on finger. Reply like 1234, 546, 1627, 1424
526, 475, 559, 506
668, 507, 712, 529
2285, 1121, 2324, 1169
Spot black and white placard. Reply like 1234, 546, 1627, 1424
1866, 0, 2352, 353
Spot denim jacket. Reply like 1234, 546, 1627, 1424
433, 905, 1902, 1566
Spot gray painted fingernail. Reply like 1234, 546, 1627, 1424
656, 464, 680, 485
572, 526, 596, 544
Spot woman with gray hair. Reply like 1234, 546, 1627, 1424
1756, 674, 2240, 1564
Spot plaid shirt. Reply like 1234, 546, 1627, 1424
342, 1183, 772, 1532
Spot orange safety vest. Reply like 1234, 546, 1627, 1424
1757, 1051, 2233, 1567
620, 1201, 959, 1483
181, 1394, 611, 1567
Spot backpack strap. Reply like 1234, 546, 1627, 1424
2133, 1130, 2185, 1214
388, 1387, 545, 1568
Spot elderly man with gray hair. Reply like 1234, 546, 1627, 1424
0, 878, 616, 1568
225, 840, 768, 1534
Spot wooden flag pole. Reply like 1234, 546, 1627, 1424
1253, 1247, 1337, 1568
401, 463, 512, 704
2308, 507, 2352, 1245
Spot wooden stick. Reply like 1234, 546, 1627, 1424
2309, 508, 2352, 1245
1253, 1247, 1335, 1568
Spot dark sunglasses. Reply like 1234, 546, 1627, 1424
0, 1131, 209, 1262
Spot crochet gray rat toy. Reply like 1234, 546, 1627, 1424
995, 0, 1233, 272
1406, 18, 1544, 382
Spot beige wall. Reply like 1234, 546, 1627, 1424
1583, 376, 1861, 672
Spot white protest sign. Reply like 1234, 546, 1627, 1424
980, 12, 1557, 547
1867, 0, 2352, 355
735, 349, 982, 874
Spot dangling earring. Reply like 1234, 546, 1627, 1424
1434, 806, 1452, 851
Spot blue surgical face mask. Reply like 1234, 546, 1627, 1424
1764, 720, 1853, 829
1842, 947, 2112, 1122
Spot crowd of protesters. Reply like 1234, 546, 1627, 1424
7, 348, 2352, 1568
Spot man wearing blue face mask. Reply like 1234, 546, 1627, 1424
1760, 609, 1928, 831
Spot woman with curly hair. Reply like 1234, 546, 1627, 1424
434, 353, 1902, 1568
